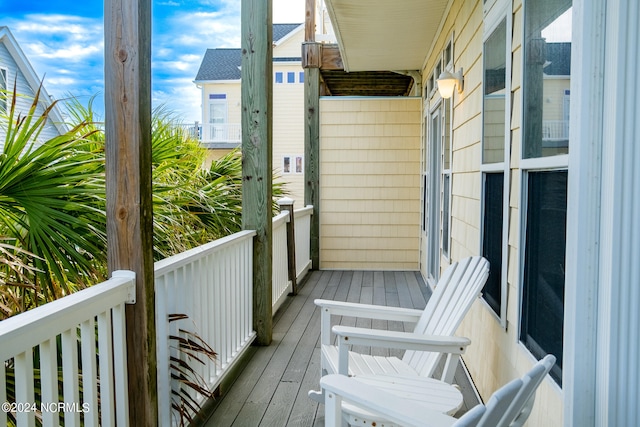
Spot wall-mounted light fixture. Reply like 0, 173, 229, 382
436, 68, 464, 99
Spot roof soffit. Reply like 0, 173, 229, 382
325, 0, 449, 72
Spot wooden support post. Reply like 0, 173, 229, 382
304, 68, 320, 269
277, 198, 298, 295
304, 0, 321, 270
241, 0, 273, 345
104, 0, 157, 425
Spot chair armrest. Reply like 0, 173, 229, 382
333, 326, 471, 353
320, 374, 457, 427
333, 326, 470, 378
315, 299, 423, 322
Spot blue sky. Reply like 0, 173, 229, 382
0, 0, 304, 123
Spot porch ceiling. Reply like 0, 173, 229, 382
324, 0, 449, 72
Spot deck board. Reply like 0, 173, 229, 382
201, 269, 480, 426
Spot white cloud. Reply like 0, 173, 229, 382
153, 79, 202, 123
274, 0, 305, 23
2, 1, 304, 125
47, 77, 79, 86
28, 41, 103, 61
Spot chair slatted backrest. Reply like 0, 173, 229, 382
477, 378, 524, 427
403, 256, 490, 376
451, 404, 486, 427
498, 354, 556, 427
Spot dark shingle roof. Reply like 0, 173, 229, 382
195, 24, 302, 82
273, 23, 302, 42
195, 49, 242, 81
544, 42, 571, 76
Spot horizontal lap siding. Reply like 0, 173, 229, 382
0, 43, 62, 149
273, 61, 305, 207
320, 97, 421, 270
428, 1, 563, 425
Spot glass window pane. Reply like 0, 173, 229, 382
482, 172, 504, 316
483, 19, 506, 164
523, 3, 572, 158
287, 72, 295, 83
521, 170, 567, 385
209, 101, 226, 124
275, 72, 283, 83
442, 174, 450, 258
299, 72, 305, 83
443, 99, 451, 170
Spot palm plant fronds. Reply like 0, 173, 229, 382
0, 240, 43, 319
168, 313, 218, 426
0, 88, 107, 303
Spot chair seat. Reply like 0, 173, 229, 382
322, 344, 419, 377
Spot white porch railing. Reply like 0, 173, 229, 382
177, 122, 201, 140
542, 120, 569, 140
154, 230, 256, 426
1, 205, 313, 427
294, 205, 313, 280
272, 211, 291, 313
154, 205, 312, 425
0, 271, 135, 427
202, 123, 241, 143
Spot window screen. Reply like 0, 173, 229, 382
521, 170, 567, 385
482, 173, 504, 315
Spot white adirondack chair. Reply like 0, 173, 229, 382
499, 354, 557, 427
320, 354, 555, 427
309, 256, 489, 402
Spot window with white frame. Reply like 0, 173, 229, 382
299, 72, 304, 83
520, 0, 572, 386
425, 70, 434, 99
208, 94, 227, 141
424, 38, 454, 284
275, 72, 283, 83
283, 155, 303, 174
208, 94, 227, 124
481, 15, 509, 322
441, 97, 451, 259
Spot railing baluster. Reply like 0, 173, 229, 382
97, 310, 115, 426
111, 303, 129, 427
80, 319, 99, 427
15, 350, 35, 427
0, 361, 6, 427
61, 328, 80, 427
39, 338, 59, 427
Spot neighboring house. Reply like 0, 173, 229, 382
194, 23, 306, 207
302, 0, 639, 425
0, 26, 67, 150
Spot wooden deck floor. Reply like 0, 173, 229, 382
200, 270, 480, 426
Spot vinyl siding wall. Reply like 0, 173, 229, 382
0, 43, 63, 150
319, 97, 421, 270
421, 0, 563, 425
273, 60, 305, 207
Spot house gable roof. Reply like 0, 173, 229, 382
0, 26, 67, 133
273, 23, 303, 44
195, 48, 242, 82
194, 23, 302, 82
544, 42, 571, 76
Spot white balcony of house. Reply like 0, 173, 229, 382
542, 120, 569, 141
201, 123, 242, 148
